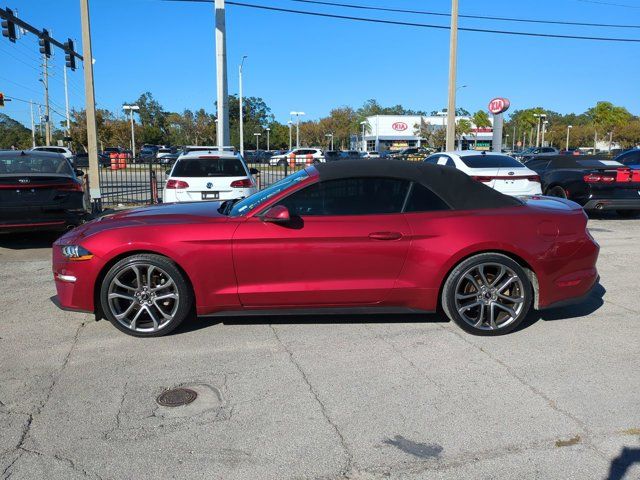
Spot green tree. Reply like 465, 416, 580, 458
0, 113, 33, 149
456, 118, 472, 149
471, 110, 491, 148
586, 101, 632, 136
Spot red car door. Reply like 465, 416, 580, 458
232, 177, 412, 307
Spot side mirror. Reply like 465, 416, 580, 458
74, 169, 85, 177
262, 205, 290, 223
249, 167, 259, 175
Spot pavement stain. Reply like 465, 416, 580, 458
621, 428, 640, 436
555, 435, 581, 447
383, 435, 443, 459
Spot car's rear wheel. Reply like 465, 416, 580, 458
442, 253, 532, 336
546, 186, 567, 199
100, 254, 193, 337
277, 159, 287, 166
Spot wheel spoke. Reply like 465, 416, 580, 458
488, 303, 497, 329
130, 306, 145, 330
146, 266, 155, 289
131, 266, 142, 289
152, 300, 174, 320
115, 302, 136, 320
455, 292, 477, 300
458, 301, 482, 315
478, 265, 490, 287
494, 302, 517, 319
498, 293, 524, 303
490, 266, 506, 286
109, 292, 135, 301
155, 292, 178, 302
114, 278, 136, 291
463, 274, 481, 291
145, 305, 160, 331
474, 304, 485, 327
152, 278, 173, 292
495, 276, 516, 293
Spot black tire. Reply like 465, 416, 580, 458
441, 253, 533, 336
277, 159, 287, 166
100, 254, 194, 337
616, 210, 640, 218
546, 186, 567, 199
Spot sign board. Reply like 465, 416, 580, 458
392, 122, 408, 132
488, 98, 510, 115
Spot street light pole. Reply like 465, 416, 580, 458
566, 125, 573, 151
290, 111, 305, 149
239, 55, 247, 156
123, 105, 139, 158
325, 133, 334, 150
360, 121, 367, 152
445, 0, 459, 151
541, 120, 548, 147
287, 121, 293, 151
266, 127, 270, 151
254, 132, 261, 150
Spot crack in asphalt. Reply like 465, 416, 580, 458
1, 321, 88, 479
437, 324, 609, 461
269, 324, 354, 477
364, 324, 444, 393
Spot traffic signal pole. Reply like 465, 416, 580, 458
215, 0, 230, 147
42, 54, 51, 146
79, 0, 101, 213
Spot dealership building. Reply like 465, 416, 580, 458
362, 115, 494, 152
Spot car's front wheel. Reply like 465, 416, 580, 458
441, 253, 532, 336
100, 254, 194, 337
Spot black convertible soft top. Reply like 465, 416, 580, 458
314, 159, 522, 210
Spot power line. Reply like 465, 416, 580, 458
165, 0, 640, 43
4, 95, 68, 121
577, 0, 640, 9
292, 0, 640, 29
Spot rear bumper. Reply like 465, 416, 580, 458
539, 276, 600, 310
582, 198, 640, 211
0, 213, 84, 234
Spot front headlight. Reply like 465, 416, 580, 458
61, 245, 94, 261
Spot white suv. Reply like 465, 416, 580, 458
163, 150, 258, 203
424, 151, 542, 197
31, 146, 75, 163
269, 148, 324, 166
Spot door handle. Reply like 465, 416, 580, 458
369, 231, 403, 241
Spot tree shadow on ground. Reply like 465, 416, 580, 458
175, 282, 606, 336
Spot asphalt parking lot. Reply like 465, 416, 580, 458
0, 215, 639, 480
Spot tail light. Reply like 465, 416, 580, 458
58, 181, 83, 192
523, 175, 541, 183
583, 173, 615, 183
230, 178, 254, 188
166, 179, 189, 189
472, 176, 493, 183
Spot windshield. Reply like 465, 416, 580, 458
230, 169, 309, 217
172, 157, 246, 177
0, 155, 73, 175
459, 155, 523, 168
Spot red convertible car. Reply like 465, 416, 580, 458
52, 160, 599, 337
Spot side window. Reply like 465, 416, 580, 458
445, 158, 456, 167
404, 183, 450, 213
424, 155, 440, 165
277, 177, 410, 216
622, 152, 640, 165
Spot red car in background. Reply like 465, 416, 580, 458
52, 160, 599, 337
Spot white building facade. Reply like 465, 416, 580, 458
363, 115, 494, 152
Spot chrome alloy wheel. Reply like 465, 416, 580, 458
454, 262, 525, 331
107, 264, 179, 333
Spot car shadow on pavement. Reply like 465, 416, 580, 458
0, 232, 61, 250
607, 447, 640, 480
176, 283, 606, 336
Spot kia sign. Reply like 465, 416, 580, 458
392, 122, 408, 132
488, 98, 510, 115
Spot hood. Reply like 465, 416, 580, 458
60, 201, 229, 243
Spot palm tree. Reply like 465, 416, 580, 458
456, 119, 472, 150
471, 110, 491, 148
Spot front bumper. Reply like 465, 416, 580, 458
51, 245, 103, 313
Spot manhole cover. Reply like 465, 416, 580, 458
157, 388, 198, 407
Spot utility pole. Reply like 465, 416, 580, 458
566, 125, 572, 151
80, 0, 101, 213
37, 104, 43, 138
42, 54, 51, 146
63, 64, 71, 142
512, 125, 516, 151
214, 0, 230, 147
266, 127, 270, 151
290, 112, 305, 149
238, 55, 247, 156
29, 100, 36, 147
288, 120, 292, 151
445, 0, 459, 151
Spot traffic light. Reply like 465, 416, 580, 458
64, 39, 76, 70
39, 29, 51, 57
0, 92, 4, 108
1, 8, 17, 42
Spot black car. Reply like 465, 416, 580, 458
138, 146, 159, 162
613, 149, 640, 169
524, 155, 640, 217
74, 152, 110, 168
0, 150, 87, 233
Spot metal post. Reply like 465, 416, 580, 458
42, 54, 51, 146
29, 100, 36, 148
360, 122, 366, 151
288, 121, 292, 151
63, 65, 71, 144
512, 125, 516, 151
296, 116, 300, 148
445, 0, 458, 151
566, 125, 572, 151
129, 110, 135, 158
239, 55, 246, 156
214, 0, 230, 147
80, 0, 101, 213
608, 131, 613, 153
541, 121, 547, 147
535, 116, 541, 148
266, 127, 270, 151
492, 114, 503, 153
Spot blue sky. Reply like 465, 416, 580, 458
2, 0, 640, 128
